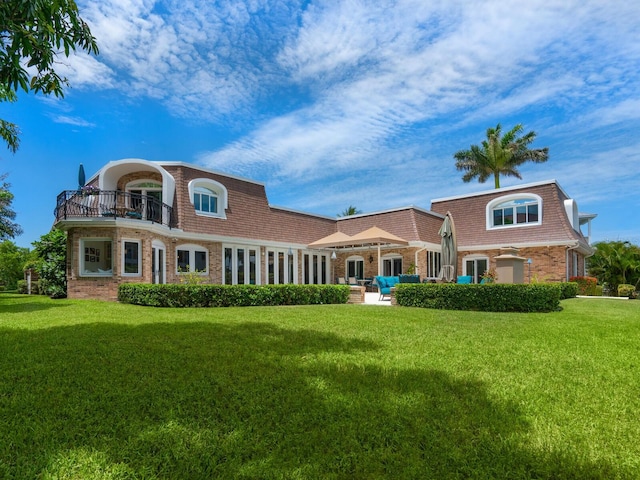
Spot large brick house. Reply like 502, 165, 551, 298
54, 158, 595, 300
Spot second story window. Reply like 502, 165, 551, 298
487, 194, 542, 229
194, 187, 218, 214
188, 178, 228, 219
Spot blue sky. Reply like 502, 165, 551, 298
1, 0, 639, 249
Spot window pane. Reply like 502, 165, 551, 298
477, 259, 488, 283
225, 247, 232, 284
82, 240, 113, 275
503, 207, 513, 224
194, 193, 201, 210
516, 205, 527, 224
393, 258, 402, 276
313, 255, 318, 284
493, 209, 503, 226
249, 250, 257, 285
177, 250, 189, 271
268, 252, 275, 284
528, 204, 538, 222
195, 251, 207, 271
124, 241, 139, 274
201, 194, 210, 212
466, 260, 475, 278
278, 252, 285, 284
321, 256, 326, 284
304, 254, 309, 284
237, 249, 245, 284
211, 196, 217, 213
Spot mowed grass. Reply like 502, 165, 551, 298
1, 294, 639, 479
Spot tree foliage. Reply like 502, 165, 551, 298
32, 228, 67, 298
0, 239, 29, 289
0, 0, 99, 152
337, 205, 361, 217
454, 124, 549, 189
588, 241, 640, 294
0, 172, 22, 239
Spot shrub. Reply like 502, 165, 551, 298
569, 276, 598, 296
617, 284, 636, 299
558, 282, 578, 299
394, 283, 562, 312
118, 283, 350, 307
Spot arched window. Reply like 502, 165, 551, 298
188, 178, 228, 219
486, 194, 542, 229
194, 186, 218, 214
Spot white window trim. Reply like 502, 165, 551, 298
302, 251, 329, 285
265, 248, 297, 284
486, 193, 542, 230
176, 244, 209, 275
187, 178, 228, 219
79, 238, 113, 277
345, 255, 364, 279
462, 254, 489, 283
223, 244, 261, 285
121, 238, 142, 277
381, 253, 403, 276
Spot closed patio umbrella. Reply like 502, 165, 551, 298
78, 163, 86, 189
438, 212, 457, 282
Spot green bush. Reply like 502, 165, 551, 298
16, 280, 40, 294
395, 283, 562, 312
594, 285, 603, 296
569, 276, 597, 295
558, 282, 578, 299
617, 284, 636, 299
118, 283, 350, 307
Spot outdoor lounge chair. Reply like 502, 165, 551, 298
457, 275, 472, 284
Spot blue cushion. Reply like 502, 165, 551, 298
376, 276, 387, 288
457, 275, 472, 284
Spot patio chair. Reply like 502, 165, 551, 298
337, 277, 346, 284
457, 275, 473, 284
348, 276, 358, 285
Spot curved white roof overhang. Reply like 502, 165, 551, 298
98, 158, 176, 207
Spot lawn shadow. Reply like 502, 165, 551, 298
0, 321, 628, 479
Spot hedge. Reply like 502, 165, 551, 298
118, 283, 350, 307
394, 283, 572, 312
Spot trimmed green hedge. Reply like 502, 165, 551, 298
118, 283, 350, 307
395, 283, 570, 312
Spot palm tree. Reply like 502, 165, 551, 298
454, 124, 549, 189
588, 241, 640, 293
337, 205, 361, 217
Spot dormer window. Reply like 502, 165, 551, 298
487, 194, 542, 229
188, 178, 228, 219
194, 187, 218, 214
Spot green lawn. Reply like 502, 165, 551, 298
1, 294, 639, 479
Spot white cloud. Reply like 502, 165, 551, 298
52, 115, 96, 128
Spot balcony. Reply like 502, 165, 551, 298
55, 190, 176, 228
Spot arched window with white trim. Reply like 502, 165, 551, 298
188, 178, 228, 219
486, 193, 542, 230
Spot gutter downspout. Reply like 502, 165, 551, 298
414, 245, 429, 277
565, 242, 580, 281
